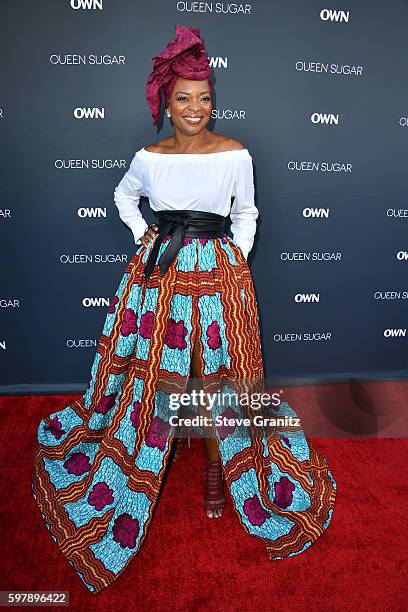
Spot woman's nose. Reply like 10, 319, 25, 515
188, 101, 201, 111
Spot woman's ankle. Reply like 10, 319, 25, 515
204, 435, 220, 461
204, 458, 226, 519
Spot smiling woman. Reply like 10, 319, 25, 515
146, 75, 215, 152
32, 23, 336, 595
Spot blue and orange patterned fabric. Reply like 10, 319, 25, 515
32, 235, 336, 593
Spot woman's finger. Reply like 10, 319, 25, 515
140, 225, 159, 246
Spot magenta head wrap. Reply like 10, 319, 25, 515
145, 24, 213, 126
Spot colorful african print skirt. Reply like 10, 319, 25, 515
32, 233, 337, 594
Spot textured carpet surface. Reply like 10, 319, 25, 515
1, 390, 407, 611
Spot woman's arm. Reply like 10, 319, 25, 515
114, 152, 149, 245
230, 154, 259, 259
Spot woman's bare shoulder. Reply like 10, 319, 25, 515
144, 138, 174, 153
218, 137, 246, 151
208, 133, 246, 152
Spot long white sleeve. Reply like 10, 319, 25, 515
230, 155, 259, 259
114, 152, 149, 245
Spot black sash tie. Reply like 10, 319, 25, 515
143, 209, 227, 281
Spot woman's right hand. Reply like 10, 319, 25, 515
140, 224, 159, 247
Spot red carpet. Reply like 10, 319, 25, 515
1, 388, 407, 611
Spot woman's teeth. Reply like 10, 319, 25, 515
184, 117, 202, 123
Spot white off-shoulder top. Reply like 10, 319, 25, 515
113, 146, 259, 260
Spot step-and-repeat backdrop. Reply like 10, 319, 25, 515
1, 0, 408, 393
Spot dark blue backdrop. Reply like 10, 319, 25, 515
1, 0, 408, 393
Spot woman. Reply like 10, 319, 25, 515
32, 25, 336, 594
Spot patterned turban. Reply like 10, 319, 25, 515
145, 24, 213, 126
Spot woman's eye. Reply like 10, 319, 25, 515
176, 96, 211, 102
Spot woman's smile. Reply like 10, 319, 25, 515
183, 116, 204, 124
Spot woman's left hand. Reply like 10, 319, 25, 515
140, 224, 159, 247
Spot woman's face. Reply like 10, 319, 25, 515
166, 77, 212, 133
